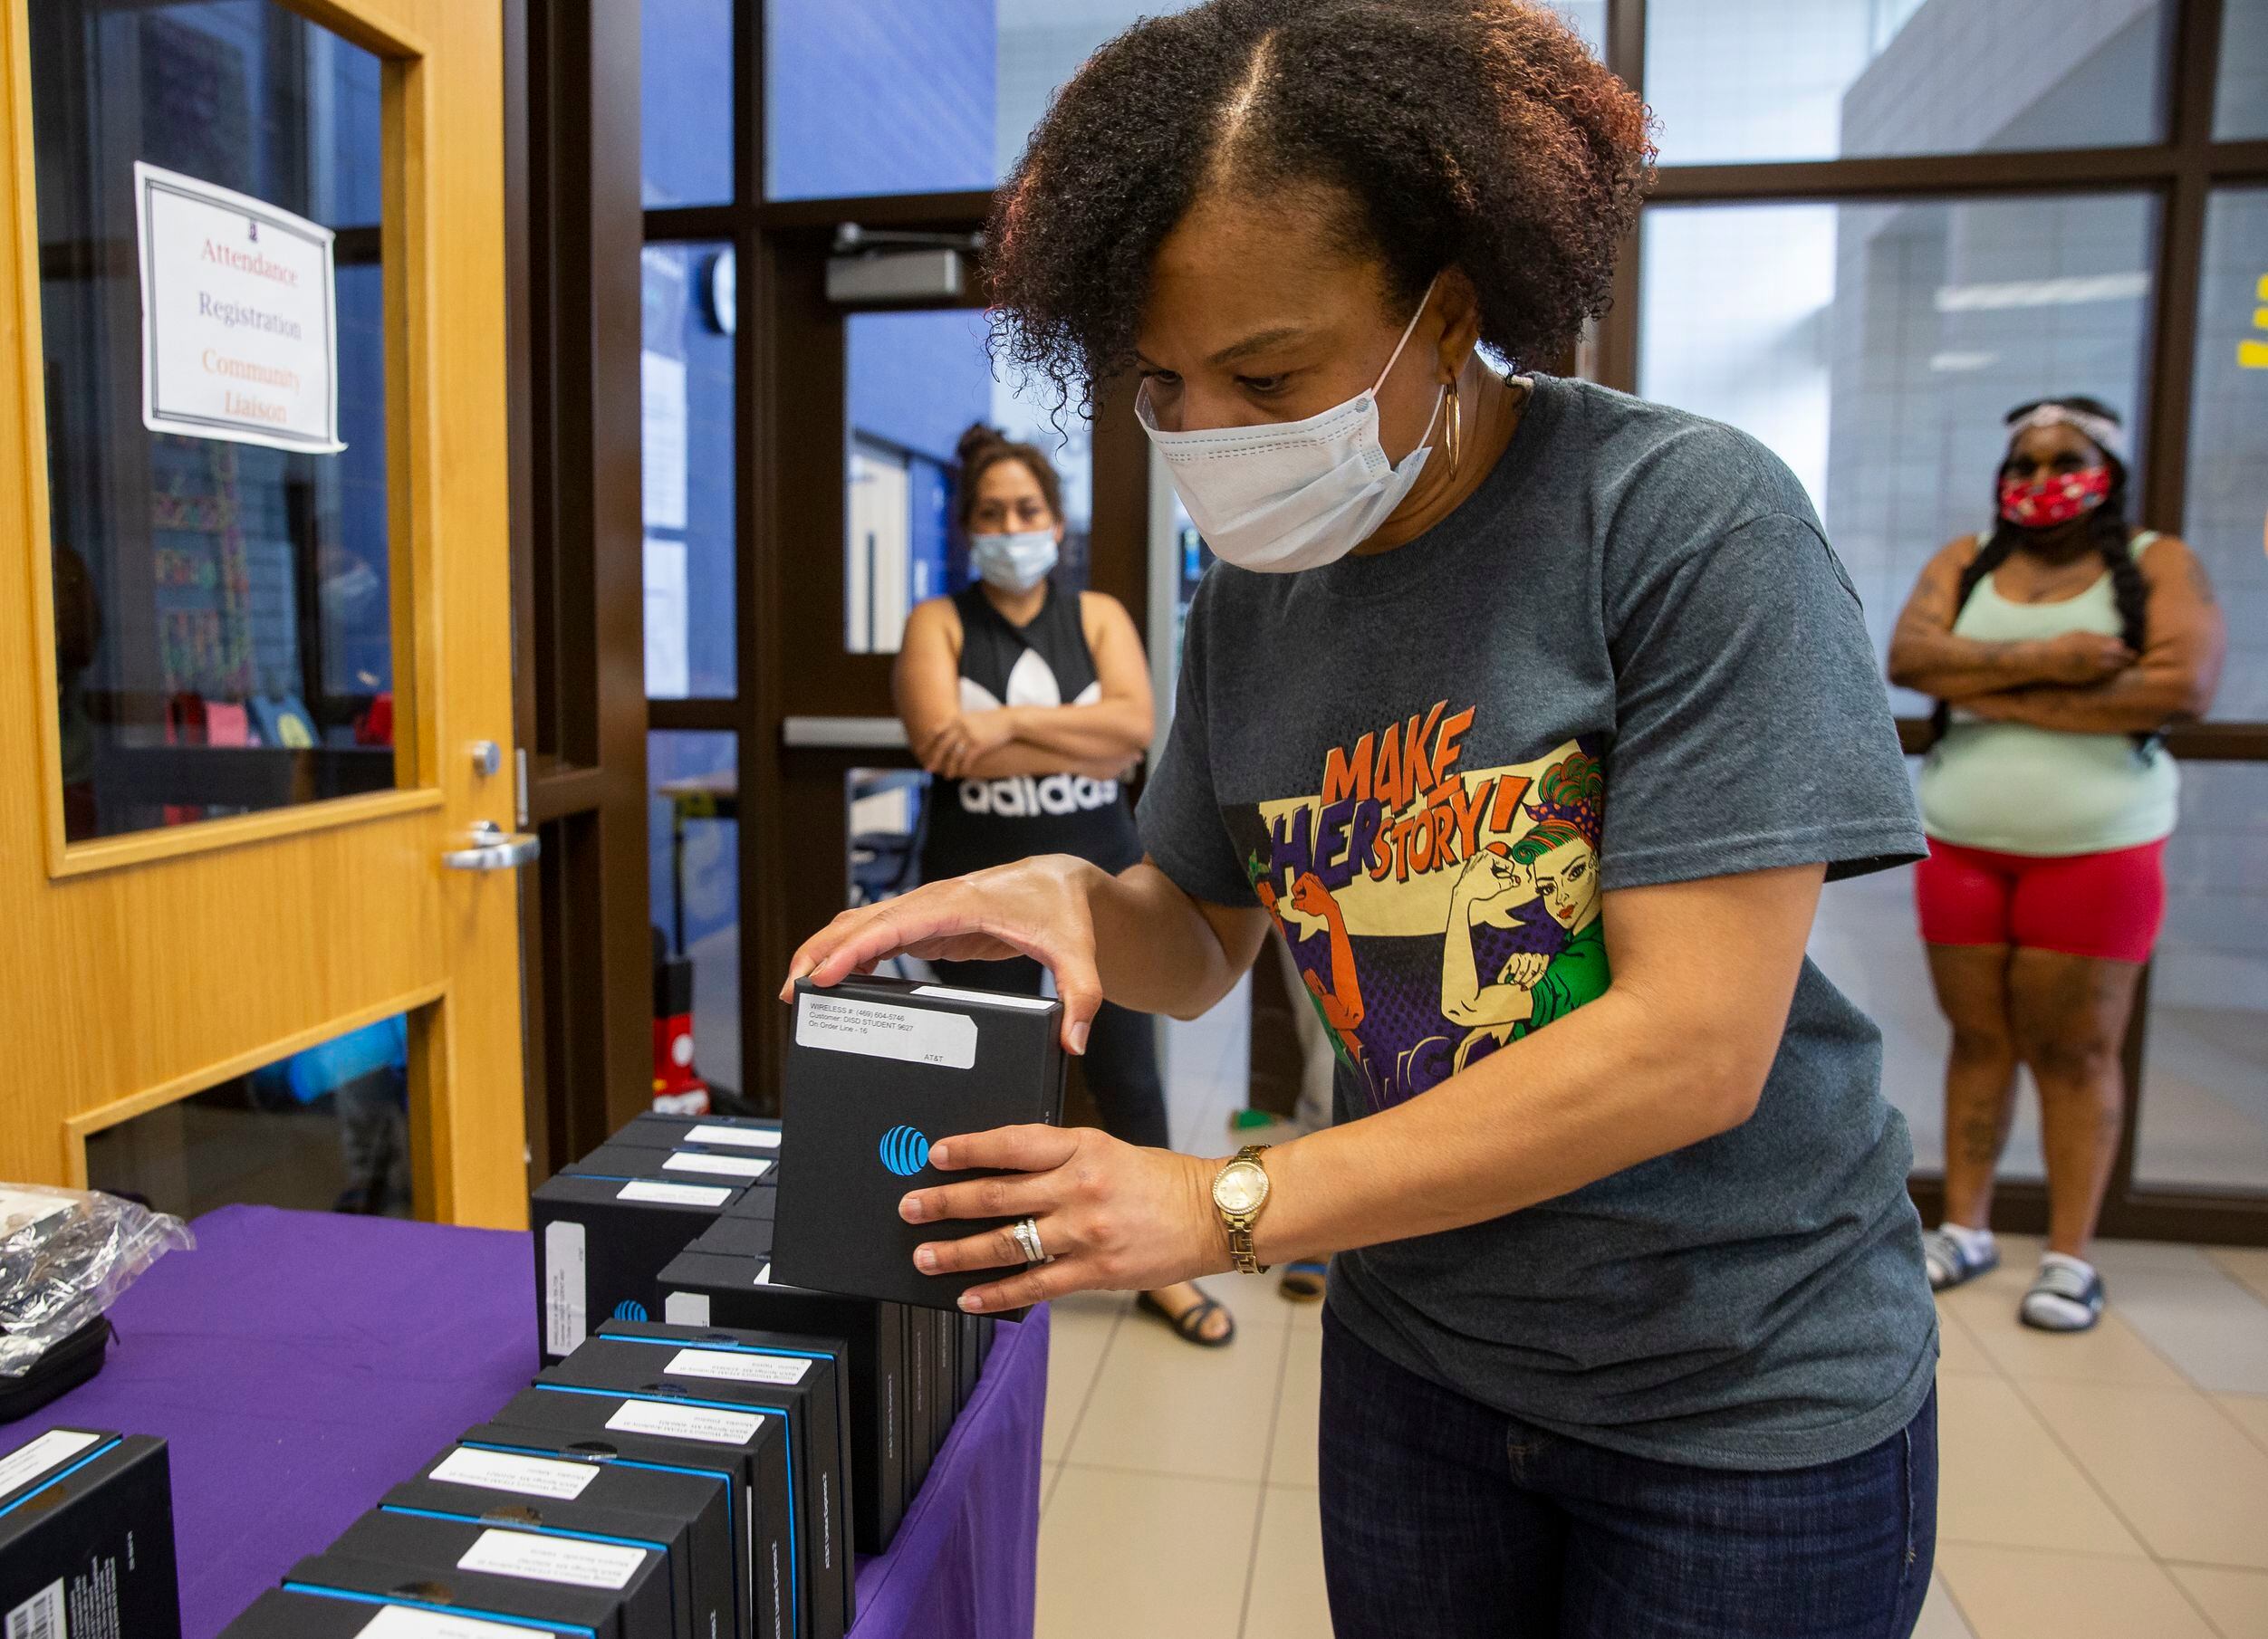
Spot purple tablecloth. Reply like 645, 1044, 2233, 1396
12, 1204, 1046, 1639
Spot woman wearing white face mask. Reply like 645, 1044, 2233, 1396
896, 425, 1235, 1347
795, 5, 1938, 1631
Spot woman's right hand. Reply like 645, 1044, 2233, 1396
2035, 630, 2138, 685
780, 854, 1109, 1054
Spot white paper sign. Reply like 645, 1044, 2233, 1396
0, 1431, 100, 1500
662, 1151, 772, 1180
456, 1526, 645, 1591
796, 992, 976, 1070
429, 1447, 599, 1502
685, 1125, 781, 1151
641, 350, 688, 530
134, 161, 341, 453
617, 1180, 732, 1208
664, 1291, 713, 1327
666, 1347, 811, 1386
358, 1605, 545, 1639
643, 537, 689, 698
605, 1399, 764, 1447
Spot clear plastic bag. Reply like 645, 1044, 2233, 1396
0, 1184, 194, 1376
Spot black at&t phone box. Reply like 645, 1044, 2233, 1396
657, 1246, 906, 1552
0, 1427, 179, 1639
564, 1143, 777, 1191
538, 1327, 850, 1639
774, 976, 1065, 1316
466, 1389, 792, 1639
532, 1172, 746, 1361
286, 1508, 673, 1639
223, 1585, 584, 1635
611, 1115, 783, 1156
385, 1442, 731, 1639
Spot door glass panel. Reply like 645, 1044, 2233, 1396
642, 0, 735, 206
2134, 762, 2268, 1191
1646, 0, 2170, 165
844, 309, 1092, 655
2217, 0, 2268, 140
642, 242, 736, 699
649, 731, 741, 1105
2183, 188, 2268, 720
765, 1, 1607, 201
85, 1013, 413, 1217
31, 0, 398, 842
1638, 194, 2157, 715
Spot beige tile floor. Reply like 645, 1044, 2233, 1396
1034, 1019, 2268, 1637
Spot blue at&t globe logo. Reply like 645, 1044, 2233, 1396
879, 1124, 931, 1177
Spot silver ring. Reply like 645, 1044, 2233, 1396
1010, 1216, 1050, 1265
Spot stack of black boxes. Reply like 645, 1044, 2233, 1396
0, 1426, 181, 1639
225, 977, 1062, 1639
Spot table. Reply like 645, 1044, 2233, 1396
12, 1204, 1047, 1639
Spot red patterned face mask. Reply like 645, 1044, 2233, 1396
2000, 465, 2111, 528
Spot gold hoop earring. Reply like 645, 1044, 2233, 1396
1445, 386, 1464, 476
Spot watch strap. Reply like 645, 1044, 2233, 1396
1221, 1145, 1272, 1275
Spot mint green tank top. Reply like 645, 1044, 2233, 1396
1917, 531, 2177, 857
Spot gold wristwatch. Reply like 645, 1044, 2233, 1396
1212, 1145, 1273, 1274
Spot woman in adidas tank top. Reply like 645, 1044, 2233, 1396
894, 424, 1236, 1347
1888, 398, 2225, 1332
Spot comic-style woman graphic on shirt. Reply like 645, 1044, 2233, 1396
1442, 753, 1609, 1069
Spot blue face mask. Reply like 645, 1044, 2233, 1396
969, 529, 1059, 593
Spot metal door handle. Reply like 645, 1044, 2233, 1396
443, 819, 541, 872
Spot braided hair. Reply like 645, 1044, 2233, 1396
1928, 396, 2152, 750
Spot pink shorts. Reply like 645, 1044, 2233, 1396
1913, 837, 2166, 964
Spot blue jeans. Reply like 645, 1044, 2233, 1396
1319, 1308, 1937, 1638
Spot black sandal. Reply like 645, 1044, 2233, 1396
1277, 1260, 1327, 1302
1137, 1289, 1236, 1348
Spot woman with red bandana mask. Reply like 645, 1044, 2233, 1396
1888, 397, 2225, 1332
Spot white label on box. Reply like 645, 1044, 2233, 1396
430, 1446, 600, 1502
617, 1179, 733, 1208
4, 1579, 63, 1639
664, 1291, 713, 1327
796, 992, 976, 1070
753, 1263, 774, 1286
358, 1605, 545, 1639
663, 1151, 773, 1181
606, 1399, 764, 1447
686, 1124, 781, 1151
666, 1347, 812, 1386
543, 1221, 586, 1357
913, 983, 1055, 1011
456, 1526, 646, 1591
0, 1430, 101, 1500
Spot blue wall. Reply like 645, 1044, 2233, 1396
642, 0, 735, 206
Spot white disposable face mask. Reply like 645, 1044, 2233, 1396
969, 528, 1059, 593
1138, 276, 1444, 573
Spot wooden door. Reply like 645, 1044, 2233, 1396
0, 0, 527, 1227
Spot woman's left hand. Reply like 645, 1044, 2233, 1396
898, 1126, 1228, 1312
922, 709, 1022, 778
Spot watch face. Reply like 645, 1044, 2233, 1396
1214, 1160, 1268, 1215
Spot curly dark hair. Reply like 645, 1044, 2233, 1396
985, 0, 1654, 414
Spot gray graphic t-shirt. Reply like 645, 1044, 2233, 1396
1139, 373, 1937, 1470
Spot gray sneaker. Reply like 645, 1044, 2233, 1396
2020, 1260, 2105, 1332
1921, 1228, 1999, 1292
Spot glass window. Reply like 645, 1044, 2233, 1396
642, 0, 735, 206
2218, 0, 2268, 140
1645, 0, 2170, 165
1638, 194, 2158, 714
86, 1014, 414, 1217
32, 0, 397, 841
2134, 762, 2268, 1190
642, 242, 736, 699
844, 309, 1091, 655
2182, 188, 2268, 721
847, 768, 928, 909
649, 731, 741, 1104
